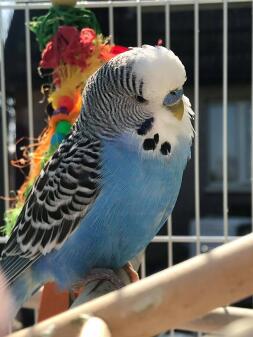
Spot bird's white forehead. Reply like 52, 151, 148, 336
131, 45, 186, 100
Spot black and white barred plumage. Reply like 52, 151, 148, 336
3, 129, 101, 259
79, 51, 150, 136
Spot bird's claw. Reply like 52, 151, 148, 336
123, 262, 140, 283
70, 268, 125, 301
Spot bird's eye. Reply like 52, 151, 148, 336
136, 95, 147, 103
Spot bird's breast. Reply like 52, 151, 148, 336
95, 133, 191, 267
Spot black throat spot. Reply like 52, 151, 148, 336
143, 138, 156, 151
160, 142, 171, 155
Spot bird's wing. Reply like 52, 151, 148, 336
2, 131, 101, 260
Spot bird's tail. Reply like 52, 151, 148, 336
0, 256, 42, 317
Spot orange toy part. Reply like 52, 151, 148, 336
38, 282, 70, 322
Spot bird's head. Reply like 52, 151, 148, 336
82, 45, 193, 139
132, 45, 186, 121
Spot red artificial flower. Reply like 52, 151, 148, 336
40, 26, 97, 69
41, 41, 58, 69
80, 28, 96, 45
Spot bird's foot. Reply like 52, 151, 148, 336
84, 268, 126, 288
71, 268, 125, 300
70, 264, 139, 303
123, 262, 139, 283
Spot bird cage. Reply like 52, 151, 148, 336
0, 1, 253, 336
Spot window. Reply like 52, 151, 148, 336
207, 100, 251, 192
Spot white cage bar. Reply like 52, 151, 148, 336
0, 11, 10, 212
223, 0, 228, 242
194, 0, 200, 255
252, 0, 253, 234
0, 0, 252, 9
25, 5, 34, 143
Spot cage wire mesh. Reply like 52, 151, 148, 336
0, 0, 253, 336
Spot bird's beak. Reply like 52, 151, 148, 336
169, 99, 184, 120
163, 89, 184, 120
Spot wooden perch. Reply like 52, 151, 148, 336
7, 233, 253, 337
181, 307, 253, 334
78, 316, 111, 337
207, 318, 253, 337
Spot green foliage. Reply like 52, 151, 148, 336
3, 205, 23, 236
40, 147, 55, 169
29, 5, 101, 50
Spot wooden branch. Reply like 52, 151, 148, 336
207, 318, 253, 337
181, 307, 253, 334
71, 254, 253, 335
7, 233, 253, 337
78, 316, 111, 337
14, 315, 111, 337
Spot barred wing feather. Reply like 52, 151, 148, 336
2, 133, 101, 260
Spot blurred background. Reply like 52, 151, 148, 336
0, 0, 252, 335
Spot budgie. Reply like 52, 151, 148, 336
0, 45, 194, 313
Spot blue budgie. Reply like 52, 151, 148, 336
0, 45, 194, 313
